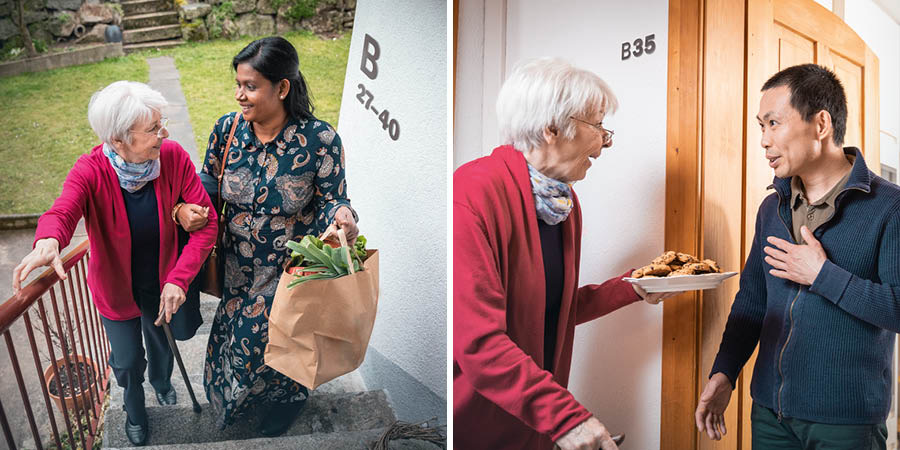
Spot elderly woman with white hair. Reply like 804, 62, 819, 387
453, 58, 677, 450
12, 81, 217, 446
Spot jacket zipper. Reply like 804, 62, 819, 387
777, 287, 801, 422
771, 187, 798, 422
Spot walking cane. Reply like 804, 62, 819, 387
158, 319, 203, 414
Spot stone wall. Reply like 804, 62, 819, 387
180, 0, 355, 42
0, 0, 123, 54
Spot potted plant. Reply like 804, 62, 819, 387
30, 305, 98, 414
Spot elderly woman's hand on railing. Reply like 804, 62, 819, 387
154, 283, 186, 326
12, 238, 67, 292
175, 203, 209, 232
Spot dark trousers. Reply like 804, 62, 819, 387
100, 296, 173, 427
751, 402, 887, 450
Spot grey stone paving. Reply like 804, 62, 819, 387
147, 56, 202, 170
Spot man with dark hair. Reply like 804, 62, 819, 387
694, 63, 900, 449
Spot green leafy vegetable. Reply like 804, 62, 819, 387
284, 234, 369, 288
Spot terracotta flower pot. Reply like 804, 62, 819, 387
43, 354, 97, 414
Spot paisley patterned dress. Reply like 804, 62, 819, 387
201, 112, 354, 428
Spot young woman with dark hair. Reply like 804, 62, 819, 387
178, 36, 359, 436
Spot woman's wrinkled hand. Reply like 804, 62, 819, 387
631, 282, 681, 305
155, 283, 186, 326
13, 238, 66, 293
555, 416, 618, 450
177, 203, 209, 232
333, 206, 359, 246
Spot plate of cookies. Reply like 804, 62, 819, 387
624, 251, 737, 293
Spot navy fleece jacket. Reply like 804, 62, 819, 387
711, 147, 900, 424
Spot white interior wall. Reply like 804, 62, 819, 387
337, 0, 446, 400
454, 0, 486, 168
814, 0, 834, 12
454, 1, 669, 448
843, 0, 900, 174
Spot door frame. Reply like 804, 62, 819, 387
661, 0, 746, 448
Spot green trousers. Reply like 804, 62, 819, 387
751, 403, 888, 450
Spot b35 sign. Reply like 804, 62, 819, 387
621, 34, 657, 60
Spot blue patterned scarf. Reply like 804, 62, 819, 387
527, 164, 574, 225
102, 143, 160, 193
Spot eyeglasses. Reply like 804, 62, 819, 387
570, 116, 614, 144
132, 118, 169, 138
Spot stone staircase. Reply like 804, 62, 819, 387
101, 295, 441, 449
120, 0, 184, 53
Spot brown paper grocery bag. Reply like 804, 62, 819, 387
264, 248, 379, 389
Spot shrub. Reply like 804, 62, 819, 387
272, 0, 319, 24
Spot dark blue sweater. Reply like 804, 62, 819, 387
711, 148, 900, 424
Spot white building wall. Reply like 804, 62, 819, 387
337, 0, 447, 416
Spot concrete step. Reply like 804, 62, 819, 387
123, 11, 178, 30
104, 295, 367, 410
121, 0, 171, 16
102, 390, 397, 448
104, 429, 443, 449
123, 24, 182, 45
124, 39, 186, 54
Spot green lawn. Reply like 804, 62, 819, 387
169, 31, 351, 154
0, 31, 351, 214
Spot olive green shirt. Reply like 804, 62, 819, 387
790, 161, 853, 245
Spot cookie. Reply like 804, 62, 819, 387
685, 262, 712, 273
639, 263, 672, 277
652, 251, 677, 265
676, 252, 698, 264
631, 268, 645, 278
668, 267, 695, 276
703, 259, 721, 273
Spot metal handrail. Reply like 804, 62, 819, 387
0, 240, 110, 450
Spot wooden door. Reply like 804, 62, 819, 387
662, 0, 880, 449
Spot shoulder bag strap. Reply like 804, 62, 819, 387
217, 112, 242, 225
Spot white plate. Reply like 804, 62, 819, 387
624, 271, 738, 293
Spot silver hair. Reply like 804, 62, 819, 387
496, 58, 619, 153
87, 81, 167, 146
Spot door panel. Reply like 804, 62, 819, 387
832, 52, 864, 149
776, 24, 814, 68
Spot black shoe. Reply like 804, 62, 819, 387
125, 415, 148, 446
155, 388, 177, 406
258, 401, 306, 437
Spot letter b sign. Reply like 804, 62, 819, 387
361, 34, 380, 80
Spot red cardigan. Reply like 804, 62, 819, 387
34, 140, 217, 321
453, 146, 640, 449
